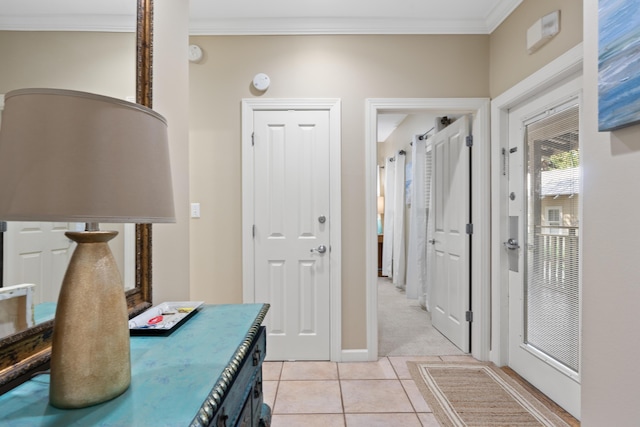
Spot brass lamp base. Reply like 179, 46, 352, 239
49, 231, 131, 409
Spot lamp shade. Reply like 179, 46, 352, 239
0, 88, 175, 223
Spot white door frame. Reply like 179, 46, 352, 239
365, 98, 491, 362
241, 98, 342, 361
490, 43, 583, 366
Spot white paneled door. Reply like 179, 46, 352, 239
4, 221, 73, 305
253, 110, 331, 361
507, 77, 581, 419
430, 116, 471, 353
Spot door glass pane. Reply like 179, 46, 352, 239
525, 104, 580, 373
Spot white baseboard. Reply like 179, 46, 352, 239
339, 349, 370, 362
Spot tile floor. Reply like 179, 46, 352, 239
263, 354, 477, 427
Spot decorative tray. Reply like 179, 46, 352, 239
129, 301, 204, 336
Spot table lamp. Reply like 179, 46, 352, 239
0, 88, 175, 408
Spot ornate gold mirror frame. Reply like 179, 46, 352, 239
0, 0, 155, 394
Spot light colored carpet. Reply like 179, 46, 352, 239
408, 361, 571, 427
377, 277, 464, 356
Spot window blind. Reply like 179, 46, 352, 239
525, 104, 580, 373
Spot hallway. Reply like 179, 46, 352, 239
377, 277, 464, 357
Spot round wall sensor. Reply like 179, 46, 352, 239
252, 73, 270, 91
188, 44, 203, 63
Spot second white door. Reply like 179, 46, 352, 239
253, 109, 331, 361
430, 116, 471, 353
4, 221, 73, 305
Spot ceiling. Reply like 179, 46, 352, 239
0, 0, 522, 34
378, 114, 410, 142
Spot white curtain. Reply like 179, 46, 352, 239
392, 152, 406, 289
420, 145, 435, 311
381, 158, 395, 277
406, 136, 427, 300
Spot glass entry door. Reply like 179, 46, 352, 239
507, 77, 582, 419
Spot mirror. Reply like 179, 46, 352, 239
0, 17, 137, 334
0, 0, 154, 393
0, 222, 136, 337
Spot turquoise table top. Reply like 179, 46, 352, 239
0, 304, 268, 427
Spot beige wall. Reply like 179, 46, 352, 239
152, 0, 191, 303
0, 31, 134, 97
582, 1, 640, 424
489, 0, 583, 97
188, 34, 489, 348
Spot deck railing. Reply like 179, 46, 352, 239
531, 226, 579, 287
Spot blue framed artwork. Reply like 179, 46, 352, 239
598, 0, 640, 131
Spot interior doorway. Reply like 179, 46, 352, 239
365, 98, 491, 362
377, 112, 472, 356
376, 111, 444, 357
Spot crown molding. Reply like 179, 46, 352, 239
485, 0, 523, 33
188, 0, 523, 35
190, 17, 491, 36
0, 0, 522, 35
0, 14, 134, 32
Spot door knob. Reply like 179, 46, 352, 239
503, 238, 520, 250
310, 245, 327, 254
